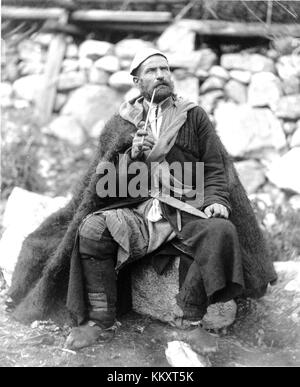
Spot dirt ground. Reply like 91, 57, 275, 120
0, 286, 299, 367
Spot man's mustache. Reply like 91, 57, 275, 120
154, 81, 171, 88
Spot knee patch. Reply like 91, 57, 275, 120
79, 214, 107, 241
79, 214, 118, 259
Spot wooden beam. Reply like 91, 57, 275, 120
2, 6, 65, 20
2, 7, 172, 24
178, 19, 300, 38
2, 0, 185, 5
35, 12, 69, 125
83, 22, 169, 34
71, 10, 172, 23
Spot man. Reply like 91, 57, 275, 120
63, 49, 275, 351
8, 48, 277, 355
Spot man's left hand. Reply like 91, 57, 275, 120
204, 203, 229, 219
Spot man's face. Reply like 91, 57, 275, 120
134, 55, 174, 103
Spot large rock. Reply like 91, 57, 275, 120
46, 115, 85, 145
281, 76, 300, 95
200, 76, 225, 93
215, 102, 286, 157
248, 72, 282, 109
57, 71, 86, 91
65, 43, 79, 59
18, 39, 45, 64
108, 71, 133, 91
173, 72, 199, 104
209, 65, 230, 81
229, 70, 251, 84
276, 55, 300, 95
157, 24, 195, 54
167, 49, 217, 72
275, 94, 300, 120
276, 55, 300, 80
253, 148, 281, 168
88, 67, 110, 85
78, 40, 113, 60
13, 99, 30, 109
32, 33, 53, 47
13, 74, 44, 102
221, 53, 275, 73
0, 187, 68, 285
224, 79, 247, 104
132, 258, 181, 323
274, 261, 300, 293
165, 341, 210, 367
115, 39, 154, 59
18, 61, 45, 76
196, 49, 218, 71
119, 58, 132, 71
54, 93, 68, 112
94, 55, 120, 73
132, 257, 237, 330
78, 57, 94, 72
199, 90, 224, 114
62, 59, 79, 73
267, 147, 300, 193
62, 85, 124, 130
234, 160, 266, 194
124, 87, 140, 102
195, 69, 209, 80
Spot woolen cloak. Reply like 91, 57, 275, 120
7, 109, 277, 325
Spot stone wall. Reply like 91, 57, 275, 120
2, 28, 300, 210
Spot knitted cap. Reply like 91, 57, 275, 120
129, 48, 168, 76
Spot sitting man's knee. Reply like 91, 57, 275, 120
79, 214, 107, 241
208, 218, 237, 237
78, 214, 116, 258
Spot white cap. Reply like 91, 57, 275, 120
129, 48, 168, 76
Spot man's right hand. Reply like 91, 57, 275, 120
131, 129, 155, 160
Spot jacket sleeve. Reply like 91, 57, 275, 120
195, 107, 231, 213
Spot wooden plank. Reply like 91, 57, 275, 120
83, 22, 169, 34
178, 19, 300, 38
2, 0, 185, 5
2, 7, 172, 24
2, 6, 65, 20
71, 10, 172, 23
35, 13, 68, 125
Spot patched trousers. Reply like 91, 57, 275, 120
78, 207, 244, 327
78, 204, 175, 327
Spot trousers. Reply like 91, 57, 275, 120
78, 209, 244, 326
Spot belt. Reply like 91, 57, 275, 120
150, 191, 208, 231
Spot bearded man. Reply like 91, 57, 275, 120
8, 48, 277, 355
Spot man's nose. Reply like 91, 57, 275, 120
156, 69, 164, 80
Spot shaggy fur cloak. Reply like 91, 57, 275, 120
8, 113, 277, 325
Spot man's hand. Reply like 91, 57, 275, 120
204, 203, 229, 219
131, 129, 155, 160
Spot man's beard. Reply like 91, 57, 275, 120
139, 80, 175, 103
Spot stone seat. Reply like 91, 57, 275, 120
131, 256, 237, 330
